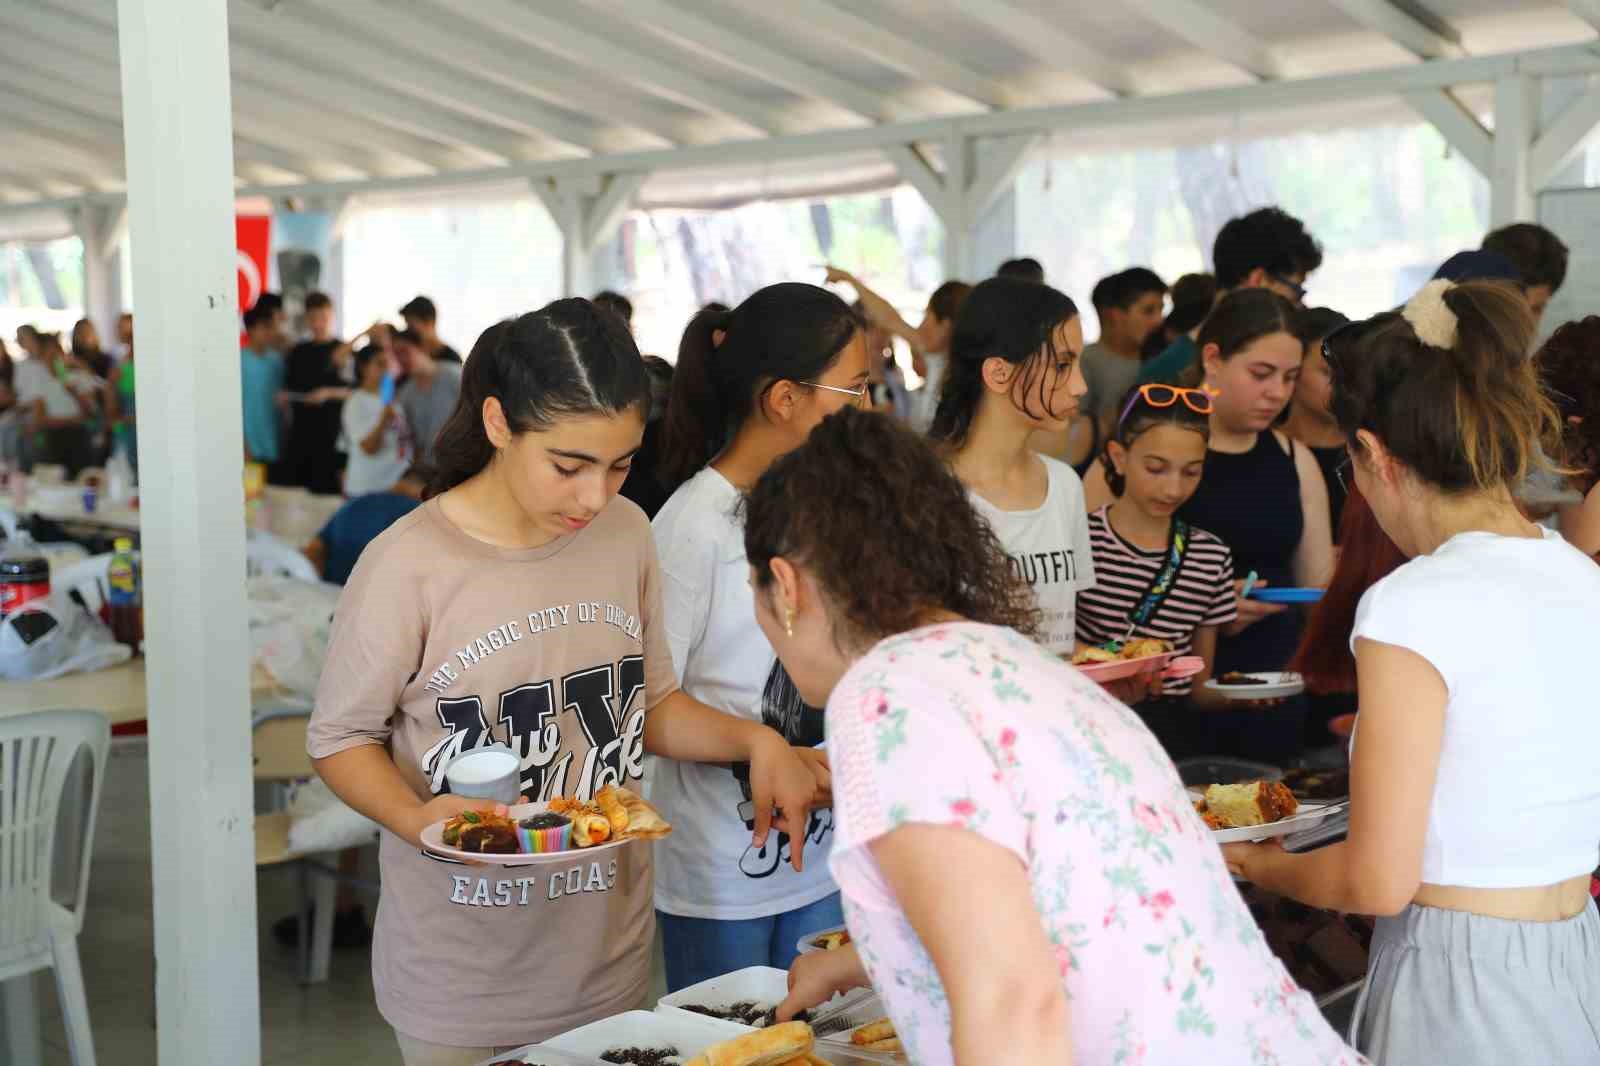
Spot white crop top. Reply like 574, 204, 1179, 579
1351, 529, 1600, 888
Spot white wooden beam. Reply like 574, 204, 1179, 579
1405, 89, 1492, 176
620, 0, 887, 122
1122, 0, 1285, 80
978, 0, 1138, 97
116, 1, 263, 1065
226, 0, 595, 154
435, 0, 782, 136
1493, 74, 1538, 225
1570, 0, 1600, 32
1531, 82, 1600, 185
967, 135, 1040, 217
794, 1, 1012, 109
584, 174, 649, 249
1326, 0, 1463, 59
312, 0, 678, 148
881, 144, 950, 220
942, 133, 975, 279
0, 125, 122, 187
100, 202, 129, 262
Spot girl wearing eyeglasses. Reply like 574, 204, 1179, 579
1085, 289, 1334, 764
1075, 384, 1239, 757
649, 283, 869, 989
928, 276, 1097, 658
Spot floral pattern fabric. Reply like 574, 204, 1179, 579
826, 622, 1366, 1066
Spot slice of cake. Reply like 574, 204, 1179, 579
1202, 780, 1299, 828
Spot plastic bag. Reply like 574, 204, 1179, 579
248, 575, 341, 701
0, 590, 132, 681
285, 777, 379, 854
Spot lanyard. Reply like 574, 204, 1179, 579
1128, 518, 1189, 630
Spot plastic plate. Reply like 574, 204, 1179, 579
1247, 587, 1324, 604
1201, 671, 1306, 701
419, 801, 636, 866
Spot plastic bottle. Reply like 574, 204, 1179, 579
107, 536, 143, 653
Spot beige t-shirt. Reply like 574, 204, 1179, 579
308, 495, 678, 1047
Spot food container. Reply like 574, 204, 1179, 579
809, 992, 906, 1063
469, 1045, 605, 1066
796, 923, 851, 956
0, 555, 50, 617
539, 1009, 744, 1061
656, 966, 875, 1032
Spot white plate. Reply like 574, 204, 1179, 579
796, 923, 851, 956
1201, 671, 1306, 701
541, 1009, 745, 1062
1209, 803, 1340, 844
419, 801, 635, 866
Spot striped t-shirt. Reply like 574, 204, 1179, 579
1076, 506, 1239, 696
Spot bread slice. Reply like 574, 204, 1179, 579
1202, 780, 1298, 828
684, 1022, 814, 1066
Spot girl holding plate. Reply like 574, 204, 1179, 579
307, 300, 822, 1066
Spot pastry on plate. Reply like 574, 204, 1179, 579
1071, 645, 1120, 665
1120, 638, 1169, 659
683, 1021, 814, 1066
440, 808, 519, 853
1199, 780, 1299, 829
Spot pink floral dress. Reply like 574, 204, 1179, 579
826, 622, 1366, 1065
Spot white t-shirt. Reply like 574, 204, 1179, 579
12, 358, 81, 419
341, 390, 411, 497
967, 456, 1097, 655
648, 467, 838, 920
1351, 529, 1600, 888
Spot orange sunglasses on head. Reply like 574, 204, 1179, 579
1116, 383, 1214, 430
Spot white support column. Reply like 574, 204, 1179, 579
1493, 74, 1538, 225
76, 203, 118, 337
116, 3, 261, 1066
941, 131, 974, 280
886, 133, 1018, 281
532, 174, 645, 298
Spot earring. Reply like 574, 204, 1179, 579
784, 607, 796, 638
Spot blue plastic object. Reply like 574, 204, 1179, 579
380, 372, 396, 406
1247, 587, 1323, 604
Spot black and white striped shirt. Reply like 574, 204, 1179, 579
1075, 506, 1238, 696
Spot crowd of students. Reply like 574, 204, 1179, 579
291, 205, 1599, 1066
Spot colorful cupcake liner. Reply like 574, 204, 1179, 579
516, 821, 573, 854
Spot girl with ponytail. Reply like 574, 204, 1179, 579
308, 298, 823, 1063
927, 276, 1097, 657
651, 282, 869, 989
1224, 280, 1600, 1066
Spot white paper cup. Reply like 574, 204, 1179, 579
443, 744, 521, 804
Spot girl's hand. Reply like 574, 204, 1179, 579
1220, 838, 1285, 882
791, 746, 833, 808
1224, 578, 1286, 636
747, 729, 818, 872
777, 943, 868, 1022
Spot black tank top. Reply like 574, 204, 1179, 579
1179, 431, 1304, 673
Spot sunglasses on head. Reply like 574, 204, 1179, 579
1116, 383, 1214, 432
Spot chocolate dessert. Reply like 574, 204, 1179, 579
599, 1047, 681, 1066
680, 1002, 808, 1027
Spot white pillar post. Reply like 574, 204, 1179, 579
1492, 73, 1538, 226
76, 203, 125, 341
942, 131, 974, 280
116, 1, 261, 1064
532, 175, 645, 299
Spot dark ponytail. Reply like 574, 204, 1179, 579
426, 298, 649, 497
656, 282, 861, 492
929, 276, 1079, 448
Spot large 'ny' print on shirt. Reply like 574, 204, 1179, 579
422, 655, 648, 801
730, 660, 833, 878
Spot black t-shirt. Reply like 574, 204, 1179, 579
283, 339, 348, 492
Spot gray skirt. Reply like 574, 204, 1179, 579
1351, 900, 1600, 1066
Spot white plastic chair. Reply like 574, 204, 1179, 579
0, 709, 109, 1066
245, 530, 319, 583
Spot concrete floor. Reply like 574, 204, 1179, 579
25, 737, 668, 1065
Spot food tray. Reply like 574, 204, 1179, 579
539, 1009, 745, 1063
796, 923, 851, 956
1210, 802, 1342, 844
1201, 671, 1305, 701
1246, 586, 1323, 604
655, 966, 875, 1032
420, 800, 639, 866
470, 1046, 606, 1066
809, 992, 906, 1063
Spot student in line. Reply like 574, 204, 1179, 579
1225, 280, 1600, 1066
309, 300, 823, 1066
650, 283, 868, 989
1284, 307, 1353, 540
761, 408, 1363, 1066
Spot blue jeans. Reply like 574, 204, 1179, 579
658, 893, 846, 992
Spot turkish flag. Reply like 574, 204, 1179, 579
236, 214, 271, 313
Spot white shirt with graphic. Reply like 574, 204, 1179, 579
967, 455, 1097, 655
649, 468, 839, 920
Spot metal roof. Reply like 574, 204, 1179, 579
0, 0, 1597, 211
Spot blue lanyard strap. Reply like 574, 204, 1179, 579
1128, 519, 1189, 629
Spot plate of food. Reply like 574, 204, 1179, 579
420, 785, 670, 865
795, 924, 852, 955
1201, 670, 1305, 700
656, 965, 873, 1033
538, 1009, 765, 1065
1071, 639, 1177, 682
1192, 779, 1337, 843
808, 994, 907, 1062
1246, 587, 1324, 604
